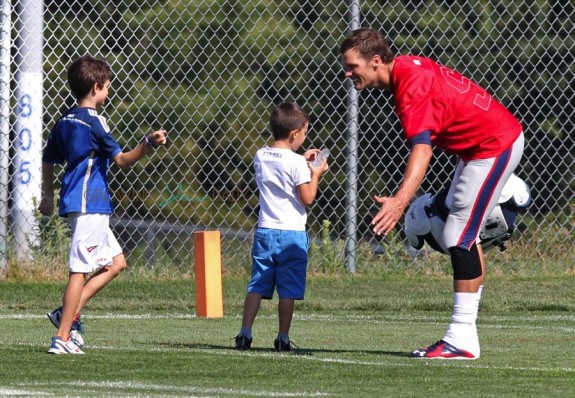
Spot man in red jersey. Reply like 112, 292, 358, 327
340, 28, 524, 360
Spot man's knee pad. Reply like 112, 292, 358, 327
449, 244, 482, 280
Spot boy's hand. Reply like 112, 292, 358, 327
308, 158, 329, 176
306, 148, 329, 177
38, 196, 54, 216
303, 148, 320, 162
147, 129, 168, 147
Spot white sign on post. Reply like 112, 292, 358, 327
12, 71, 42, 259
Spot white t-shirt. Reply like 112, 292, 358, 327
254, 146, 311, 231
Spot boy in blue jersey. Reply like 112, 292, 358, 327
39, 55, 167, 354
234, 103, 328, 352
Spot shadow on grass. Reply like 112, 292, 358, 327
156, 342, 408, 358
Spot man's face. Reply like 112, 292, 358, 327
342, 49, 376, 90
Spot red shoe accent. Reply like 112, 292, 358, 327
410, 340, 476, 359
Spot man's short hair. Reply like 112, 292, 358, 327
269, 103, 310, 140
67, 55, 113, 100
340, 28, 395, 63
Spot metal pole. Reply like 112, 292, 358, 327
0, 0, 11, 273
13, 0, 43, 260
344, 1, 360, 273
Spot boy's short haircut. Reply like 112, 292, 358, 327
340, 28, 395, 63
67, 55, 113, 100
269, 103, 310, 140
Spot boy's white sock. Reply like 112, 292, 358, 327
443, 292, 480, 358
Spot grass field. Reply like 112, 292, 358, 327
1, 276, 574, 397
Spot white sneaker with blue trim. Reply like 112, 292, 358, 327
48, 336, 84, 355
47, 306, 85, 348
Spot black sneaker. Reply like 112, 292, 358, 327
235, 334, 252, 350
274, 338, 292, 352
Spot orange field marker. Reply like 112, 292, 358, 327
193, 231, 224, 318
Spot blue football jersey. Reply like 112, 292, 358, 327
43, 107, 122, 216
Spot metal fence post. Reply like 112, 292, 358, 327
0, 1, 11, 273
345, 0, 361, 273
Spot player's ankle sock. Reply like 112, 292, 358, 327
277, 333, 289, 344
443, 292, 480, 357
239, 327, 252, 339
475, 285, 484, 318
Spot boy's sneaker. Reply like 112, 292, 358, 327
235, 334, 252, 350
274, 338, 292, 352
47, 306, 85, 348
48, 336, 84, 355
69, 329, 85, 348
47, 306, 63, 329
409, 340, 476, 360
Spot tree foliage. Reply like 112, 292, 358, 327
42, 0, 574, 237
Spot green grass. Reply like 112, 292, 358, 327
1, 276, 575, 397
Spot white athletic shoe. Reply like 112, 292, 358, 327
69, 330, 85, 348
48, 336, 85, 355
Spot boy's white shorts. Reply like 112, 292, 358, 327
67, 213, 123, 273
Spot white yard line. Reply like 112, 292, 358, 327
0, 388, 52, 396
17, 381, 331, 397
2, 312, 574, 333
3, 312, 575, 322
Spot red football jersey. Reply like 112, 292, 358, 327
390, 55, 522, 160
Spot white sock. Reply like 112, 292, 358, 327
443, 292, 480, 358
475, 285, 484, 321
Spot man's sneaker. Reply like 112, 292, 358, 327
409, 340, 476, 360
235, 334, 252, 350
47, 306, 85, 348
274, 338, 292, 352
48, 336, 84, 355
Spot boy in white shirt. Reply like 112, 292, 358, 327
235, 103, 328, 351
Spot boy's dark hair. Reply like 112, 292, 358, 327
340, 28, 395, 63
269, 103, 310, 140
67, 55, 113, 100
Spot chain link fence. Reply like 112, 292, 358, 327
1, 0, 573, 277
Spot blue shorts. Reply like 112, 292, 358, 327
248, 228, 309, 300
